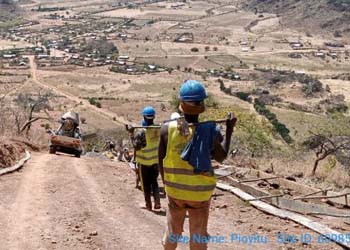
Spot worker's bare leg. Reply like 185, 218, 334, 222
188, 200, 211, 250
163, 197, 186, 250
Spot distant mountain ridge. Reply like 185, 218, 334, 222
0, 0, 17, 22
243, 0, 350, 37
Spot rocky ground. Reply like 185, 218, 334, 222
0, 137, 34, 168
0, 152, 343, 250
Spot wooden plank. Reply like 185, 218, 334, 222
227, 176, 273, 201
246, 194, 284, 201
273, 197, 350, 217
214, 168, 233, 177
219, 164, 350, 206
0, 151, 31, 176
216, 172, 235, 179
239, 176, 280, 183
217, 182, 350, 250
225, 175, 350, 217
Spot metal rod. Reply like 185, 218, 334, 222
293, 192, 350, 201
306, 212, 350, 218
127, 116, 227, 128
216, 172, 236, 179
238, 176, 281, 184
246, 194, 284, 201
292, 188, 332, 200
130, 125, 161, 129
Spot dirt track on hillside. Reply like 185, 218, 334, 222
0, 152, 343, 250
26, 56, 129, 126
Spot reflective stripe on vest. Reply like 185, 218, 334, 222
136, 128, 160, 166
163, 121, 216, 202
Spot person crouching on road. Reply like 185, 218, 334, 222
129, 106, 161, 211
159, 80, 237, 250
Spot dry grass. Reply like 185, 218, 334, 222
0, 40, 32, 50
269, 106, 331, 143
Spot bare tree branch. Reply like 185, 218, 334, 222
20, 116, 52, 133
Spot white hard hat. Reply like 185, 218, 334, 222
171, 112, 181, 120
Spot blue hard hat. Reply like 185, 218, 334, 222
179, 80, 207, 102
142, 106, 156, 116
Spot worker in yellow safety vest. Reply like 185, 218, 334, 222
159, 80, 237, 250
129, 106, 161, 211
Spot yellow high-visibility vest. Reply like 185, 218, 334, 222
135, 128, 160, 166
163, 121, 216, 202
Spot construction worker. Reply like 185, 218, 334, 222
129, 106, 161, 211
159, 80, 237, 250
57, 111, 81, 139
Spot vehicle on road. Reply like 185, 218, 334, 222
49, 111, 83, 158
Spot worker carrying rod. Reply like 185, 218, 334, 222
128, 106, 161, 211
159, 80, 237, 250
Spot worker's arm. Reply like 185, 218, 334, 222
55, 123, 63, 135
129, 130, 146, 151
212, 114, 237, 163
158, 124, 169, 184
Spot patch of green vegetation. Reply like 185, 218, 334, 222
236, 92, 250, 102
81, 40, 118, 58
203, 106, 275, 157
256, 68, 324, 97
169, 92, 218, 111
190, 47, 199, 52
218, 79, 291, 143
254, 99, 292, 144
270, 107, 350, 146
313, 112, 350, 137
88, 98, 102, 108
0, 18, 26, 29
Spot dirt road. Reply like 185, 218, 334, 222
0, 153, 165, 250
0, 153, 343, 250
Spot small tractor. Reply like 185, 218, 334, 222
48, 111, 83, 158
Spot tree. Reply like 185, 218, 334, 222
305, 134, 350, 175
0, 92, 54, 137
82, 40, 118, 57
304, 113, 350, 175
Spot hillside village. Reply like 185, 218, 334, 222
1, 0, 350, 175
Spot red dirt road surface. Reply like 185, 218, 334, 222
0, 153, 342, 250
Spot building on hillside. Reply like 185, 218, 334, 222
175, 33, 194, 43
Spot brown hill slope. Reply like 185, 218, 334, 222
243, 0, 350, 37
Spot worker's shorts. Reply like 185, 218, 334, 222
162, 196, 211, 250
